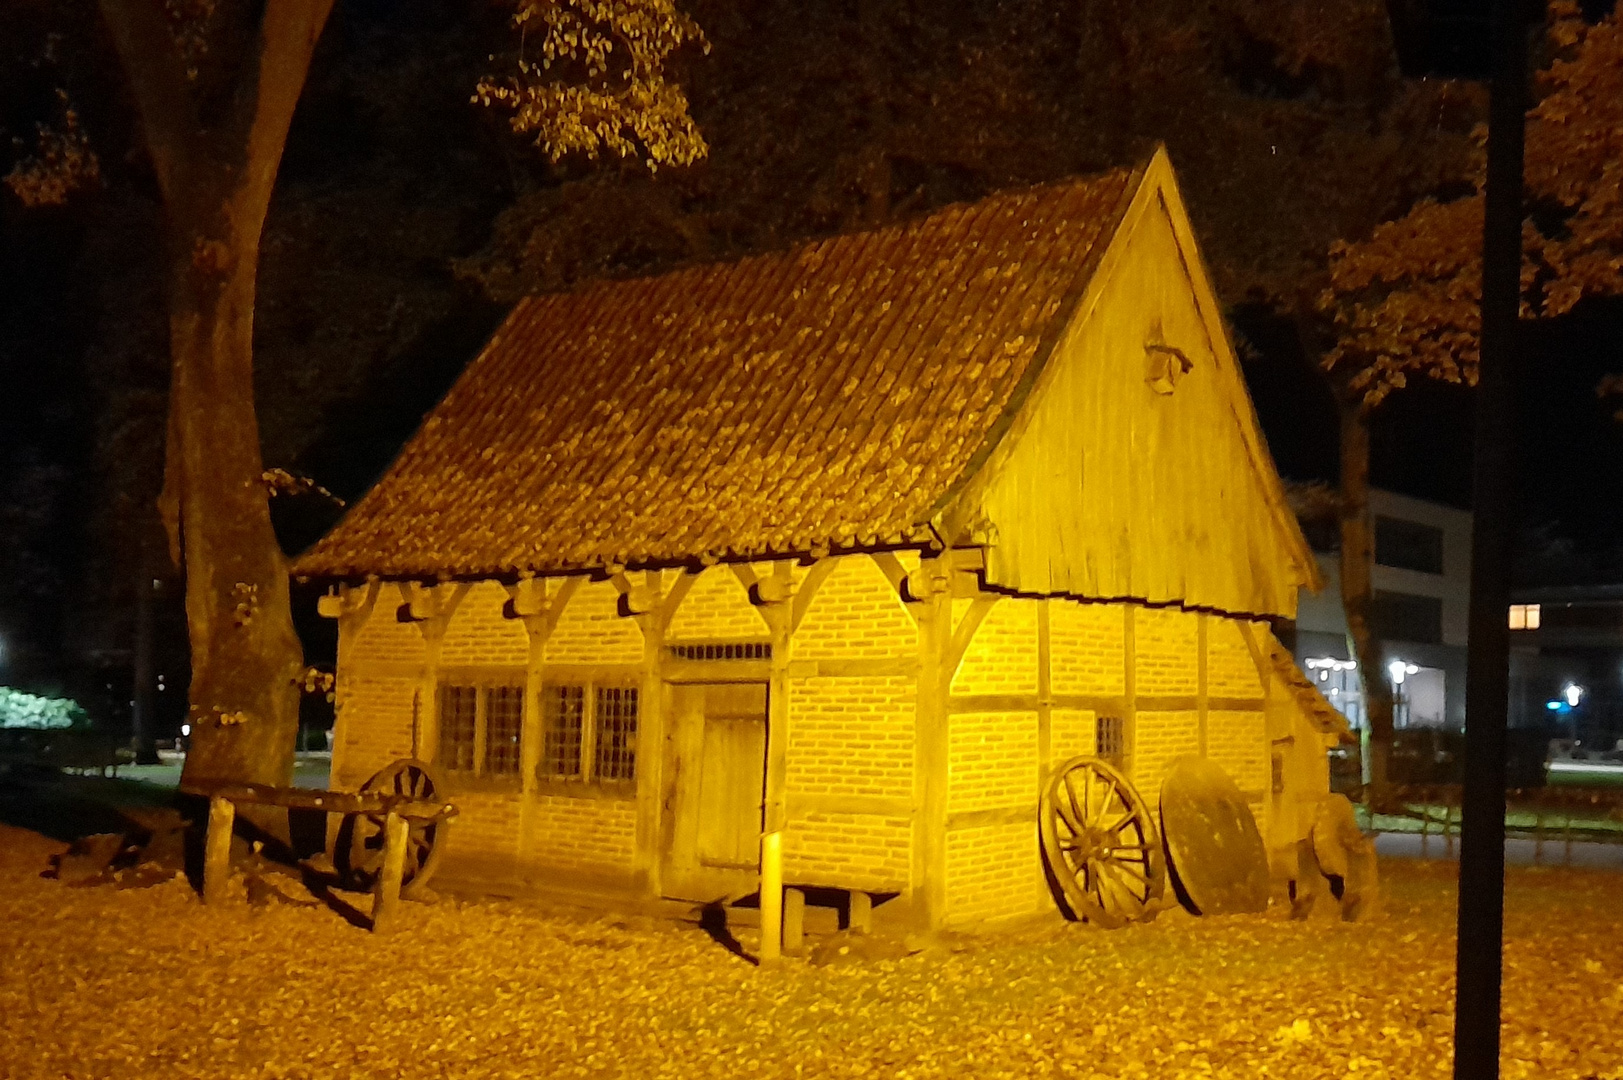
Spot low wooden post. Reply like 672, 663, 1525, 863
203, 795, 235, 905
373, 812, 409, 934
849, 889, 873, 934
783, 887, 806, 956
759, 830, 783, 962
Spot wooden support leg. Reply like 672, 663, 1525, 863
203, 796, 235, 905
849, 889, 872, 934
782, 887, 805, 956
759, 831, 783, 963
373, 812, 409, 934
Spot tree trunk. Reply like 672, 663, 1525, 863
168, 217, 303, 788
98, 0, 338, 789
1338, 399, 1394, 809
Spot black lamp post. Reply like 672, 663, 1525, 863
1385, 2, 1539, 1078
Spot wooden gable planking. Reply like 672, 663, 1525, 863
939, 149, 1320, 619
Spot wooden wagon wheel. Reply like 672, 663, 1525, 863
1040, 756, 1166, 928
339, 759, 448, 899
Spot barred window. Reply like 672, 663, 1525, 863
438, 685, 478, 772
484, 686, 525, 777
541, 685, 585, 778
438, 680, 522, 781
1095, 715, 1125, 770
667, 641, 772, 661
594, 686, 639, 782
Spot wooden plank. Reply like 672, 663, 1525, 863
372, 813, 409, 934
946, 596, 999, 676
791, 657, 920, 678
203, 796, 234, 905
787, 794, 912, 819
696, 713, 768, 867
947, 693, 1041, 714
185, 782, 455, 820
662, 660, 773, 683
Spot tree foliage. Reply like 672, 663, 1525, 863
1320, 2, 1623, 407
474, 0, 708, 169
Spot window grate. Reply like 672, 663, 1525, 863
542, 685, 585, 778
484, 686, 524, 776
667, 641, 772, 662
1095, 715, 1125, 770
594, 686, 639, 782
439, 685, 478, 772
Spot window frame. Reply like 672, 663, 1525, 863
535, 677, 641, 794
435, 669, 527, 789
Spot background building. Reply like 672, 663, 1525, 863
1508, 586, 1623, 752
1293, 489, 1472, 732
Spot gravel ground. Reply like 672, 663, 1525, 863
2, 823, 1621, 1080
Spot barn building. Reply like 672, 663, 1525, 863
293, 148, 1344, 932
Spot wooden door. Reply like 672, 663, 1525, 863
661, 683, 768, 902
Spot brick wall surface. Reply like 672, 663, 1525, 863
442, 790, 524, 863
1048, 601, 1125, 696
1134, 606, 1198, 695
951, 599, 1038, 695
785, 675, 914, 800
526, 794, 639, 873
945, 821, 1044, 925
1207, 709, 1270, 798
794, 555, 916, 660
1050, 707, 1098, 765
439, 581, 530, 667
784, 812, 911, 891
1208, 618, 1264, 697
332, 674, 419, 790
948, 711, 1038, 813
547, 579, 646, 664
1132, 709, 1200, 809
347, 596, 427, 667
666, 565, 770, 642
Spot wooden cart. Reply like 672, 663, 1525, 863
186, 759, 456, 933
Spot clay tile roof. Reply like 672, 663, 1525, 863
294, 164, 1141, 580
1269, 639, 1354, 739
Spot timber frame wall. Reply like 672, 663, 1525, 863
327, 547, 1283, 929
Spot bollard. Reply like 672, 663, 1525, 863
849, 889, 872, 934
203, 796, 235, 905
783, 888, 806, 956
759, 830, 784, 962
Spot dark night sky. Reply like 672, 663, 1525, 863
4, 0, 1623, 701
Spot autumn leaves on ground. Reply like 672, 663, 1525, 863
1, 824, 1618, 1080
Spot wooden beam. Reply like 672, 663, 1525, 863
1124, 605, 1138, 774
1197, 612, 1210, 757
787, 793, 912, 818
946, 804, 1034, 830
372, 813, 409, 934
790, 557, 839, 635
203, 795, 234, 905
946, 596, 1000, 678
913, 580, 951, 930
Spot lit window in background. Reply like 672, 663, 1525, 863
1508, 603, 1541, 630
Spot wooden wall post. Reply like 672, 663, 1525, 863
1197, 612, 1210, 757
373, 812, 409, 934
203, 795, 235, 905
1123, 604, 1138, 774
912, 557, 952, 932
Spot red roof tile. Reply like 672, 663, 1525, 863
294, 165, 1140, 580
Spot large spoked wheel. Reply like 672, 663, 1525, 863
339, 759, 448, 899
1040, 756, 1166, 928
